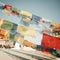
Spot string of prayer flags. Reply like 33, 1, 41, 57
14, 35, 36, 49
1, 4, 32, 18
14, 35, 36, 48
0, 27, 36, 49
0, 3, 54, 24
1, 4, 20, 16
0, 3, 52, 25
0, 18, 35, 38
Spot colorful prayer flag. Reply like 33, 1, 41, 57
51, 22, 60, 27
0, 18, 3, 26
1, 20, 12, 30
42, 33, 60, 50
17, 24, 35, 37
2, 9, 11, 16
20, 10, 32, 17
32, 14, 40, 22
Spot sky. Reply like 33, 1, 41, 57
0, 0, 60, 24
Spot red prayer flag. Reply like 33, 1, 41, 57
4, 4, 12, 10
42, 33, 60, 50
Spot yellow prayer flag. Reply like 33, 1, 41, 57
4, 31, 10, 39
1, 20, 12, 30
0, 18, 3, 27
17, 24, 35, 37
20, 10, 32, 17
22, 17, 31, 22
14, 35, 24, 43
2, 9, 11, 16
51, 22, 60, 27
17, 37, 24, 44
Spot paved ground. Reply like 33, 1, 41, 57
0, 48, 60, 60
0, 50, 19, 60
